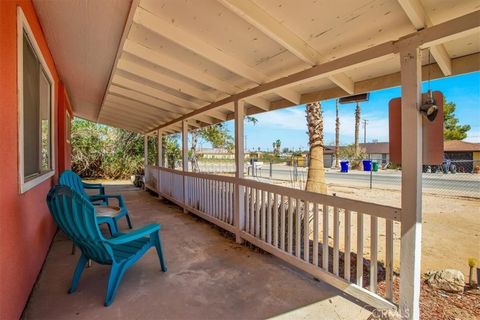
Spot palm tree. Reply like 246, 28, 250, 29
335, 99, 340, 169
190, 130, 200, 172
354, 102, 360, 157
305, 102, 327, 193
273, 139, 281, 157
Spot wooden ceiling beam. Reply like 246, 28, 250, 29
106, 93, 179, 120
108, 85, 188, 116
134, 6, 266, 83
123, 39, 240, 94
133, 6, 302, 104
98, 117, 144, 133
102, 102, 166, 124
397, 0, 452, 76
101, 111, 153, 128
218, 0, 354, 94
195, 114, 217, 125
112, 74, 201, 111
244, 97, 270, 111
146, 10, 480, 133
117, 59, 216, 102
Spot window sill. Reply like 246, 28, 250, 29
20, 170, 54, 194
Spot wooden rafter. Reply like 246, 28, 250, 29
147, 11, 479, 133
117, 59, 216, 102
112, 74, 201, 111
108, 86, 185, 117
133, 6, 302, 104
218, 0, 354, 94
397, 0, 452, 76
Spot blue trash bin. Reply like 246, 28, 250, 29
363, 160, 372, 171
340, 161, 349, 173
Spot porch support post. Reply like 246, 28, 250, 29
234, 100, 245, 243
144, 135, 148, 168
157, 129, 163, 167
157, 130, 164, 199
399, 41, 423, 319
182, 120, 188, 213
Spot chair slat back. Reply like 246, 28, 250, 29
47, 185, 113, 264
59, 170, 89, 199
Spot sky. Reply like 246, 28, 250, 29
209, 71, 479, 152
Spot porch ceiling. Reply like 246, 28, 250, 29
35, 1, 480, 133
32, 0, 132, 121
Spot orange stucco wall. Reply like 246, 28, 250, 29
0, 1, 71, 319
58, 82, 73, 173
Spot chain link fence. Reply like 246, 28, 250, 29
194, 159, 480, 199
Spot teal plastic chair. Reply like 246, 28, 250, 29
47, 185, 167, 306
59, 170, 132, 233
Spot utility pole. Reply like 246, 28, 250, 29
363, 119, 368, 144
338, 93, 369, 158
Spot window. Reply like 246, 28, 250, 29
18, 8, 55, 193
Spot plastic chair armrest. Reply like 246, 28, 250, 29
106, 224, 160, 245
83, 183, 105, 195
90, 194, 125, 207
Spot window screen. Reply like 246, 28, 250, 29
22, 32, 52, 181
39, 69, 51, 171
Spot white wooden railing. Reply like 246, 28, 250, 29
145, 165, 401, 310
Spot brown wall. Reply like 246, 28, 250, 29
389, 91, 444, 165
0, 1, 71, 318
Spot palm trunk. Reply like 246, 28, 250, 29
335, 100, 340, 169
305, 102, 327, 194
354, 102, 360, 157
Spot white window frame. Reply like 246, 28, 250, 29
17, 7, 56, 194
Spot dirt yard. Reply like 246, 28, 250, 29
324, 182, 480, 278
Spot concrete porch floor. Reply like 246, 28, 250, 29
24, 184, 372, 320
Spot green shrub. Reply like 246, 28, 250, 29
71, 118, 176, 179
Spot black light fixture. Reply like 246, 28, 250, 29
419, 49, 438, 122
420, 90, 438, 122
338, 93, 369, 104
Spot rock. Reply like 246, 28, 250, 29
426, 269, 465, 293
369, 309, 402, 320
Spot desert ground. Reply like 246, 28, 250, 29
276, 179, 480, 277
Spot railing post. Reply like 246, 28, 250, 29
182, 120, 188, 213
144, 135, 148, 190
157, 129, 163, 167
157, 130, 163, 198
234, 100, 245, 243
144, 134, 148, 168
399, 41, 423, 320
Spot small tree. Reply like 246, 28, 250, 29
189, 117, 257, 172
163, 135, 181, 169
444, 99, 471, 140
339, 144, 367, 169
